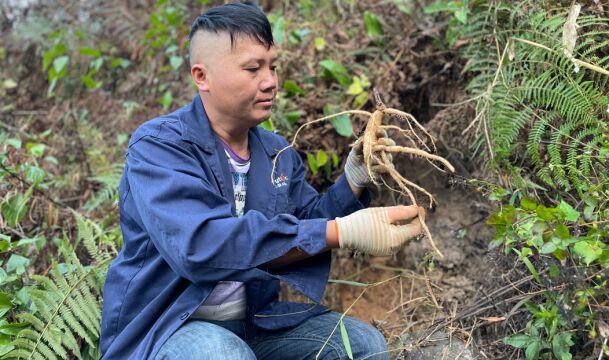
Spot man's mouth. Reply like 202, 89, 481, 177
256, 98, 274, 107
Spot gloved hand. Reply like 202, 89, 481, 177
344, 130, 396, 188
335, 205, 424, 256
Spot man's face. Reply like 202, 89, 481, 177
192, 32, 278, 129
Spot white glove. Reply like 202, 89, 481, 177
344, 130, 396, 188
335, 205, 424, 256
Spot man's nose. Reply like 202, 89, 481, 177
260, 69, 277, 92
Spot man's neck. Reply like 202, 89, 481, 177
204, 105, 249, 158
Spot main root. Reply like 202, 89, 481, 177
272, 91, 455, 258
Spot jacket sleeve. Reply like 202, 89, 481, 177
287, 148, 371, 220
126, 134, 328, 287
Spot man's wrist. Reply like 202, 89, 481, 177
325, 220, 339, 248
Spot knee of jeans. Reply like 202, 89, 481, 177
156, 321, 256, 360
348, 322, 389, 359
211, 337, 256, 360
158, 336, 255, 360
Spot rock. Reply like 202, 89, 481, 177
391, 329, 477, 360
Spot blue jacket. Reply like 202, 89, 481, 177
100, 96, 370, 359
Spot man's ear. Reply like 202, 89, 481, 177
191, 63, 210, 92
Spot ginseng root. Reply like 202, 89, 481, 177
272, 91, 455, 258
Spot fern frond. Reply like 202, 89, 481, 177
527, 111, 558, 166
6, 213, 116, 360
84, 163, 124, 212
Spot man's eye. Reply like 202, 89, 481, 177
245, 68, 259, 72
270, 66, 277, 72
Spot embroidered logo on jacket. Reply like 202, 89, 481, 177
273, 173, 289, 188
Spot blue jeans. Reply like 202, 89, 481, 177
155, 311, 389, 360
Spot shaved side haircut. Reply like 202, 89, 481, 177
188, 1, 274, 67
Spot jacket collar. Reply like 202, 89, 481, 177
181, 95, 281, 158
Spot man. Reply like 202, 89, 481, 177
100, 2, 423, 359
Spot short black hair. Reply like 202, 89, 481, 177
188, 1, 274, 50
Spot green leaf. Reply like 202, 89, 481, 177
525, 339, 541, 360
536, 205, 556, 221
347, 77, 364, 95
557, 201, 580, 222
0, 269, 9, 285
90, 57, 104, 72
454, 6, 468, 24
363, 11, 383, 38
0, 322, 27, 336
111, 58, 131, 69
530, 235, 544, 249
504, 334, 531, 348
307, 152, 318, 175
283, 80, 304, 96
271, 15, 286, 44
512, 248, 541, 284
573, 241, 603, 265
79, 47, 102, 57
555, 224, 571, 239
16, 236, 46, 251
26, 143, 46, 157
328, 279, 369, 287
520, 197, 537, 211
169, 55, 183, 70
520, 247, 532, 258
42, 44, 67, 71
549, 263, 560, 278
339, 319, 354, 359
157, 90, 173, 110
22, 165, 45, 185
0, 343, 14, 357
316, 150, 328, 167
81, 74, 102, 89
0, 235, 10, 252
0, 293, 11, 317
540, 242, 557, 254
353, 91, 369, 108
320, 60, 351, 88
259, 119, 274, 131
6, 138, 21, 149
314, 37, 326, 51
52, 55, 69, 73
331, 152, 339, 168
323, 104, 353, 137
518, 252, 541, 284
285, 111, 303, 126
2, 191, 30, 228
6, 255, 29, 275
552, 332, 573, 360
423, 2, 460, 14
288, 28, 310, 44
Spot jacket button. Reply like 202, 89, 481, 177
180, 312, 189, 320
